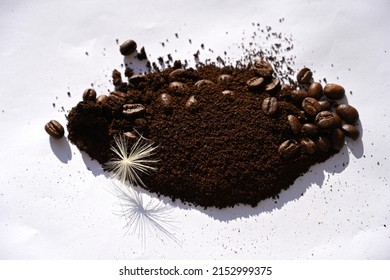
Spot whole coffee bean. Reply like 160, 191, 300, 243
308, 82, 323, 99
262, 97, 278, 115
287, 115, 301, 135
323, 83, 345, 100
159, 93, 173, 107
302, 97, 321, 116
246, 77, 265, 90
169, 68, 185, 78
290, 89, 308, 104
129, 74, 146, 85
301, 123, 318, 137
335, 104, 359, 124
169, 81, 186, 92
222, 90, 235, 96
332, 112, 342, 128
119, 39, 137, 56
218, 74, 233, 84
278, 139, 300, 159
254, 60, 273, 77
112, 69, 122, 86
45, 120, 64, 139
315, 111, 335, 128
342, 124, 360, 140
195, 79, 214, 88
331, 128, 345, 150
185, 95, 197, 109
301, 138, 317, 154
265, 78, 281, 93
318, 99, 334, 111
297, 67, 313, 84
82, 88, 96, 102
122, 104, 145, 116
96, 95, 109, 105
316, 136, 331, 152
110, 91, 127, 104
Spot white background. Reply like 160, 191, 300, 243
0, 0, 389, 259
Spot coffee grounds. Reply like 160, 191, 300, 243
67, 61, 344, 208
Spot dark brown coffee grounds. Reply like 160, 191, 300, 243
66, 62, 346, 208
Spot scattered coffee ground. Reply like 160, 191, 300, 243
66, 36, 360, 209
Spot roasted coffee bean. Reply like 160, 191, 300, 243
254, 60, 273, 77
302, 97, 321, 116
332, 112, 342, 128
119, 39, 137, 56
112, 69, 122, 86
218, 74, 233, 83
159, 93, 173, 107
185, 95, 197, 109
331, 128, 345, 150
308, 82, 323, 99
265, 78, 281, 93
318, 99, 334, 111
301, 138, 317, 154
316, 136, 331, 152
222, 90, 235, 96
122, 104, 145, 116
287, 115, 301, 135
335, 104, 359, 124
262, 97, 278, 115
169, 81, 186, 92
297, 67, 312, 84
195, 79, 214, 88
278, 139, 300, 159
342, 124, 360, 140
45, 120, 64, 139
169, 68, 185, 78
323, 83, 345, 100
246, 77, 265, 90
96, 95, 109, 105
301, 123, 318, 137
110, 91, 127, 104
82, 88, 96, 102
315, 111, 335, 128
290, 89, 308, 104
129, 74, 146, 85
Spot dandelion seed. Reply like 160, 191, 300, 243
105, 133, 158, 187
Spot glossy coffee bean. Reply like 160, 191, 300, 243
297, 67, 312, 84
342, 124, 360, 140
169, 81, 186, 92
169, 68, 185, 78
323, 84, 345, 100
316, 136, 331, 152
262, 97, 278, 115
308, 82, 323, 99
265, 79, 281, 93
318, 99, 334, 111
247, 77, 265, 90
332, 112, 342, 128
119, 39, 137, 56
129, 74, 146, 85
222, 90, 235, 96
185, 95, 197, 109
110, 91, 127, 104
315, 111, 335, 128
290, 89, 308, 104
112, 69, 122, 86
335, 104, 359, 124
159, 93, 173, 107
301, 123, 318, 137
122, 104, 145, 116
96, 95, 109, 105
287, 115, 301, 135
195, 79, 214, 88
278, 139, 300, 159
45, 120, 64, 139
82, 88, 96, 102
302, 97, 321, 116
254, 60, 273, 77
301, 138, 317, 154
331, 128, 345, 150
218, 74, 233, 84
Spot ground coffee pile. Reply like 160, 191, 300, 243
66, 37, 359, 208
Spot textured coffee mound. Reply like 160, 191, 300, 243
66, 60, 357, 208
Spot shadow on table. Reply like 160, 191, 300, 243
49, 137, 72, 163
